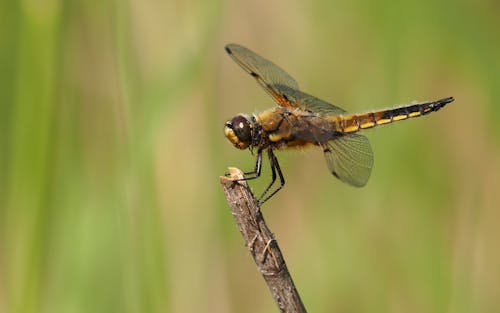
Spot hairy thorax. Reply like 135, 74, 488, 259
255, 107, 335, 150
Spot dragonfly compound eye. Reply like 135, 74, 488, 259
233, 115, 252, 141
224, 115, 252, 149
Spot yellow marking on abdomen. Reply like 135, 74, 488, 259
360, 122, 375, 129
343, 125, 359, 133
333, 97, 452, 134
336, 115, 360, 133
392, 114, 408, 121
375, 118, 391, 125
357, 112, 376, 129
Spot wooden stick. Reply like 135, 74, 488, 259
220, 167, 307, 313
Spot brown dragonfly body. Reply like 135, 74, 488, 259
223, 44, 453, 204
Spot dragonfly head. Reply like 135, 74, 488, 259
224, 115, 253, 150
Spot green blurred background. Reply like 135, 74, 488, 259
1, 0, 499, 312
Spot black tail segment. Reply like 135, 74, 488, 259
380, 96, 455, 121
336, 96, 455, 134
417, 96, 454, 115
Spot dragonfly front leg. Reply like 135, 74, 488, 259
226, 149, 263, 181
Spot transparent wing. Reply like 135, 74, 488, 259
322, 134, 374, 187
225, 44, 347, 115
273, 84, 347, 116
225, 44, 299, 107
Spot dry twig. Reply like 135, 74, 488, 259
220, 167, 307, 313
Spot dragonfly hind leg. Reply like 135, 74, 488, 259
257, 148, 285, 205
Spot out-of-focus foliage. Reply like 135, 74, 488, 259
0, 0, 498, 312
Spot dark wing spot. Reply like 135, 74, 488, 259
250, 71, 258, 77
332, 171, 340, 179
225, 46, 232, 54
323, 148, 331, 153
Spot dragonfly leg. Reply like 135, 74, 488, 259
242, 149, 263, 180
258, 148, 285, 205
226, 149, 262, 181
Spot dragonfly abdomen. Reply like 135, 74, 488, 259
334, 97, 454, 134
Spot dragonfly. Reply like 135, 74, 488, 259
223, 43, 454, 204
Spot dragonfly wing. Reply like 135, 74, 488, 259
274, 85, 347, 116
322, 134, 374, 187
226, 44, 348, 115
225, 44, 299, 107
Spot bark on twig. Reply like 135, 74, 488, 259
220, 167, 307, 313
